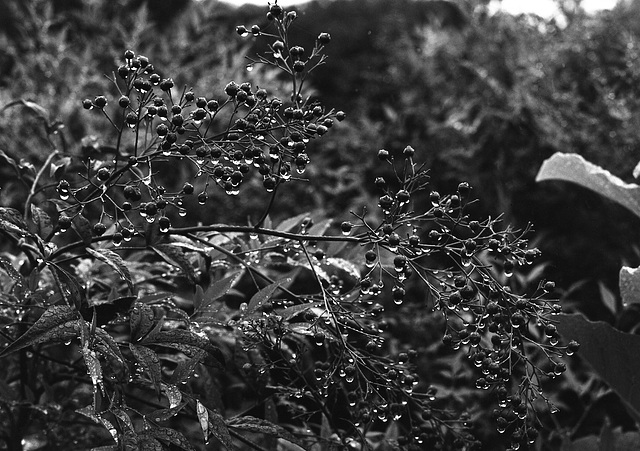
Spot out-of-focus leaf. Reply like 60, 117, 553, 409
620, 266, 640, 307
151, 244, 196, 283
561, 428, 640, 450
555, 313, 640, 422
136, 435, 163, 451
72, 214, 93, 246
148, 427, 196, 451
130, 344, 162, 396
275, 212, 310, 233
130, 302, 155, 341
87, 248, 134, 292
0, 150, 20, 176
325, 257, 361, 280
0, 305, 80, 356
598, 281, 618, 315
246, 277, 292, 313
307, 218, 332, 236
193, 285, 205, 313
141, 330, 225, 368
536, 152, 640, 219
49, 156, 71, 180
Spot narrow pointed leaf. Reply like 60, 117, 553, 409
162, 384, 182, 409
197, 272, 242, 314
620, 266, 640, 307
82, 346, 103, 388
275, 212, 310, 233
0, 256, 25, 285
148, 427, 196, 451
227, 415, 308, 449
0, 207, 28, 236
130, 302, 155, 341
208, 409, 234, 450
130, 344, 162, 396
48, 263, 85, 309
140, 330, 225, 368
247, 278, 292, 313
537, 152, 640, 219
170, 350, 206, 384
87, 248, 134, 292
0, 305, 80, 356
72, 214, 93, 246
555, 313, 640, 421
196, 400, 210, 442
151, 244, 196, 283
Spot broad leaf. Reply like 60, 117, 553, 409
555, 313, 640, 422
72, 214, 93, 246
0, 305, 81, 356
163, 384, 182, 409
87, 248, 134, 292
620, 266, 640, 307
275, 212, 311, 233
536, 152, 640, 219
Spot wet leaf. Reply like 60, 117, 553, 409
148, 427, 196, 451
555, 313, 640, 422
0, 207, 28, 236
130, 344, 162, 397
82, 345, 103, 388
72, 214, 93, 246
246, 277, 292, 313
537, 152, 640, 219
162, 384, 182, 409
227, 415, 307, 448
197, 272, 242, 314
0, 305, 81, 356
49, 263, 85, 310
49, 156, 71, 180
87, 248, 134, 293
30, 205, 53, 239
208, 409, 234, 449
196, 400, 209, 441
275, 212, 310, 233
0, 256, 25, 285
149, 402, 187, 422
170, 350, 206, 384
140, 330, 225, 368
130, 302, 155, 341
151, 244, 196, 283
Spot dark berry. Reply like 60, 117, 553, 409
317, 32, 331, 45
93, 223, 107, 236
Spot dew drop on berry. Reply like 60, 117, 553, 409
246, 63, 254, 72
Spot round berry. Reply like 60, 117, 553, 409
58, 214, 72, 230
93, 222, 107, 236
118, 95, 130, 108
378, 149, 390, 160
317, 32, 331, 45
96, 167, 111, 181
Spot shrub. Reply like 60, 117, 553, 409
0, 4, 574, 450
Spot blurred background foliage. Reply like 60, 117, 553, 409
3, 0, 640, 322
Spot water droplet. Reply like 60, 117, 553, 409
246, 63, 254, 72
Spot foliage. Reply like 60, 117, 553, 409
0, 3, 579, 450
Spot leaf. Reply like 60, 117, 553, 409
82, 345, 103, 388
246, 278, 292, 313
634, 160, 640, 180
140, 330, 225, 368
130, 302, 155, 341
0, 305, 80, 356
86, 248, 134, 293
49, 156, 71, 180
325, 257, 361, 280
94, 327, 126, 366
170, 350, 206, 384
129, 344, 162, 397
30, 205, 53, 239
151, 244, 196, 283
620, 266, 640, 307
197, 272, 243, 313
148, 402, 187, 422
227, 415, 308, 449
276, 212, 311, 233
536, 152, 640, 219
598, 281, 618, 315
193, 285, 205, 313
0, 207, 28, 236
48, 263, 85, 310
136, 435, 163, 451
0, 149, 20, 176
555, 313, 640, 422
0, 256, 25, 285
207, 409, 234, 450
72, 214, 93, 246
196, 400, 209, 442
307, 218, 332, 236
163, 384, 182, 409
147, 427, 196, 451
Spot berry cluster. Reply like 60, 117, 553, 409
65, 10, 342, 242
